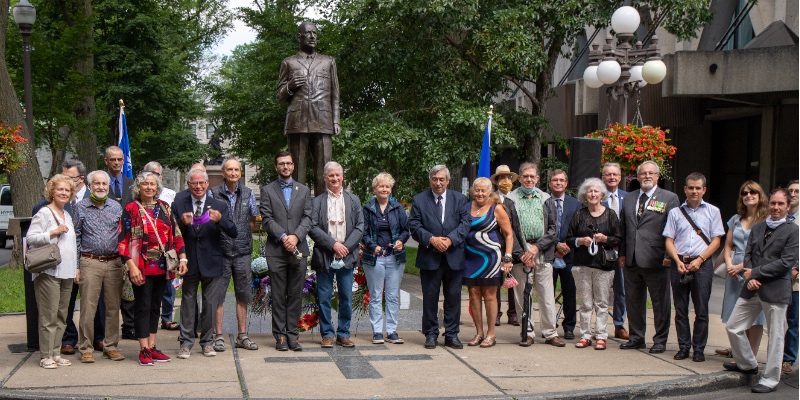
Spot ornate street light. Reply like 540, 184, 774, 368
582, 6, 667, 124
13, 0, 37, 136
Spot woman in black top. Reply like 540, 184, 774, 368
566, 178, 622, 350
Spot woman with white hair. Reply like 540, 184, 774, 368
565, 178, 622, 350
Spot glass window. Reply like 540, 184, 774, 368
206, 124, 216, 139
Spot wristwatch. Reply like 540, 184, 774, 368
501, 254, 513, 263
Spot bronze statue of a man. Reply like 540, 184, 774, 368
277, 21, 340, 195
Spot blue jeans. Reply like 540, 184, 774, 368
317, 267, 354, 339
785, 290, 799, 364
161, 279, 175, 324
364, 255, 404, 334
612, 264, 626, 328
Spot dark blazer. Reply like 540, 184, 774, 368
259, 180, 313, 257
172, 195, 237, 278
602, 189, 627, 215
107, 173, 134, 207
741, 220, 799, 304
408, 189, 470, 271
506, 188, 559, 263
619, 187, 679, 268
500, 197, 525, 262
554, 195, 581, 266
277, 51, 340, 135
308, 190, 364, 271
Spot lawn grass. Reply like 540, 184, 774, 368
0, 267, 26, 313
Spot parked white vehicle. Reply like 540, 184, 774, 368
0, 185, 12, 247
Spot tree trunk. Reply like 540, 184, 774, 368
0, 0, 46, 217
71, 0, 97, 171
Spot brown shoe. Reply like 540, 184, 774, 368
508, 315, 520, 326
93, 341, 105, 352
103, 350, 125, 361
614, 327, 630, 340
60, 344, 75, 355
80, 352, 95, 363
782, 361, 794, 375
336, 336, 355, 347
321, 337, 334, 348
545, 336, 566, 347
519, 336, 534, 347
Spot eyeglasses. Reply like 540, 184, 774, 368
638, 171, 658, 177
520, 174, 537, 180
147, 171, 161, 177
106, 157, 123, 162
497, 175, 513, 180
188, 181, 208, 187
430, 177, 448, 183
63, 174, 82, 181
741, 189, 758, 196
602, 173, 620, 177
276, 162, 294, 167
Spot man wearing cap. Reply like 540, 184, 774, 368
490, 166, 525, 326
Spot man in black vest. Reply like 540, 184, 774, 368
211, 159, 259, 351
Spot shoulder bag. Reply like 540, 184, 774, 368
138, 202, 179, 272
24, 207, 63, 274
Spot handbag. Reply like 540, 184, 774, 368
24, 207, 63, 274
502, 273, 519, 289
137, 202, 179, 272
713, 253, 727, 278
600, 246, 618, 268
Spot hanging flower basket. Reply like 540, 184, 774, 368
586, 123, 676, 179
0, 122, 29, 173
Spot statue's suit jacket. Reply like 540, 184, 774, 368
742, 220, 799, 304
277, 51, 340, 135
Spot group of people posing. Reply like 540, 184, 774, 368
25, 148, 798, 395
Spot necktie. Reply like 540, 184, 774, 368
556, 199, 563, 236
610, 193, 619, 217
195, 200, 203, 216
114, 179, 121, 199
437, 195, 443, 222
637, 192, 648, 219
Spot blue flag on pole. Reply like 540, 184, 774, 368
118, 103, 133, 179
477, 113, 492, 179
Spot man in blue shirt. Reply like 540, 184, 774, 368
663, 172, 725, 362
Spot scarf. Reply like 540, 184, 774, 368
766, 217, 786, 229
90, 193, 107, 206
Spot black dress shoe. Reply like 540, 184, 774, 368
275, 337, 288, 351
620, 341, 646, 350
563, 331, 575, 340
121, 331, 136, 341
424, 337, 437, 349
723, 362, 759, 375
444, 337, 463, 349
692, 352, 705, 362
649, 344, 666, 354
751, 384, 776, 393
674, 349, 690, 360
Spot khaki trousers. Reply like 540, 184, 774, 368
78, 257, 124, 354
510, 259, 558, 339
34, 273, 73, 359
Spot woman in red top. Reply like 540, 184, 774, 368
119, 172, 187, 366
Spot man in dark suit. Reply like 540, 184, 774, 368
618, 160, 679, 354
602, 162, 629, 340
104, 146, 135, 339
548, 169, 581, 339
277, 20, 340, 195
173, 168, 237, 359
260, 152, 313, 351
308, 161, 364, 348
725, 188, 799, 393
409, 165, 470, 349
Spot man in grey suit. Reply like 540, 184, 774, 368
618, 160, 679, 354
309, 161, 364, 348
725, 188, 799, 393
277, 20, 340, 195
260, 151, 313, 351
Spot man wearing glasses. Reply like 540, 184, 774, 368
618, 161, 679, 354
504, 162, 560, 347
601, 162, 629, 340
259, 151, 313, 351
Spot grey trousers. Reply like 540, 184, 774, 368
726, 295, 787, 389
178, 274, 227, 349
34, 273, 72, 359
78, 257, 124, 354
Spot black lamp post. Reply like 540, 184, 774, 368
13, 0, 37, 135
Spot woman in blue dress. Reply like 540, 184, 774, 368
463, 178, 514, 348
718, 180, 768, 358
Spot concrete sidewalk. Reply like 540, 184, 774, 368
0, 274, 797, 400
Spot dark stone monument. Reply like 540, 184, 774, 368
277, 21, 340, 195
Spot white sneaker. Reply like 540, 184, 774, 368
177, 347, 191, 359
202, 346, 217, 357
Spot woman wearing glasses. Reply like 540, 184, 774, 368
717, 181, 768, 359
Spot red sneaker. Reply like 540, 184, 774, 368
149, 347, 171, 363
138, 348, 154, 366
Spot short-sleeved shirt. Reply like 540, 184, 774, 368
662, 200, 725, 257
